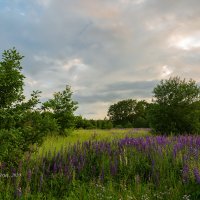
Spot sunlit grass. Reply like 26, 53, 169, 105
35, 128, 151, 157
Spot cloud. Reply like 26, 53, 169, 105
1, 0, 200, 118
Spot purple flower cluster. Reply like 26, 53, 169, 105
2, 134, 200, 197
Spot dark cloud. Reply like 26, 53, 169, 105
74, 80, 158, 104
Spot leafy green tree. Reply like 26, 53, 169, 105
0, 48, 25, 108
97, 120, 103, 129
133, 100, 149, 128
101, 118, 113, 129
0, 48, 45, 166
148, 76, 200, 134
108, 99, 137, 127
42, 85, 78, 135
108, 99, 149, 128
75, 116, 95, 129
89, 119, 97, 128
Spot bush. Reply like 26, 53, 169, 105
0, 129, 34, 167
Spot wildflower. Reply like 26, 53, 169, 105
15, 186, 22, 198
53, 162, 57, 174
110, 163, 117, 176
39, 174, 43, 192
18, 161, 23, 173
27, 169, 32, 182
100, 168, 104, 182
182, 165, 189, 183
193, 168, 200, 184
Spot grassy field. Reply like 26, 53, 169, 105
1, 129, 200, 199
36, 128, 151, 157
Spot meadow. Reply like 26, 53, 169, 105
0, 129, 200, 200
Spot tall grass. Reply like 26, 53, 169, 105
35, 128, 150, 157
1, 130, 200, 199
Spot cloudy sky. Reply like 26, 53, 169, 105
0, 0, 200, 119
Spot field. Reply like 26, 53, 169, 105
1, 129, 200, 199
36, 129, 150, 157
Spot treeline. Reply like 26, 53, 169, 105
107, 77, 200, 135
75, 116, 113, 129
75, 99, 150, 129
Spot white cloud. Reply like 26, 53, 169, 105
119, 0, 146, 4
35, 0, 52, 7
169, 33, 200, 50
161, 65, 173, 78
25, 76, 38, 86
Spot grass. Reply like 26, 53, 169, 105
1, 129, 200, 199
35, 128, 151, 157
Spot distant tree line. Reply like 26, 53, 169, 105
75, 116, 113, 129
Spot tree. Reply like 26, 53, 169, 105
108, 99, 150, 128
148, 76, 200, 134
0, 48, 45, 166
42, 85, 78, 134
108, 99, 137, 127
75, 116, 95, 129
0, 48, 25, 108
133, 100, 149, 128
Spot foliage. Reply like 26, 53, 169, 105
148, 76, 200, 134
108, 99, 137, 127
133, 100, 149, 128
0, 48, 25, 108
75, 116, 113, 129
0, 48, 45, 165
75, 116, 95, 129
108, 99, 149, 128
0, 129, 24, 166
42, 85, 78, 135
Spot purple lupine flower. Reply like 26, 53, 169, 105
53, 162, 57, 174
100, 168, 104, 182
182, 165, 189, 183
193, 168, 200, 184
27, 169, 32, 182
173, 146, 177, 158
110, 163, 117, 176
56, 152, 61, 161
58, 162, 63, 173
11, 168, 17, 185
15, 186, 22, 198
39, 174, 43, 192
46, 163, 50, 176
18, 161, 23, 173
64, 164, 69, 176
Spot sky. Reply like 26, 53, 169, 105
0, 0, 200, 119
